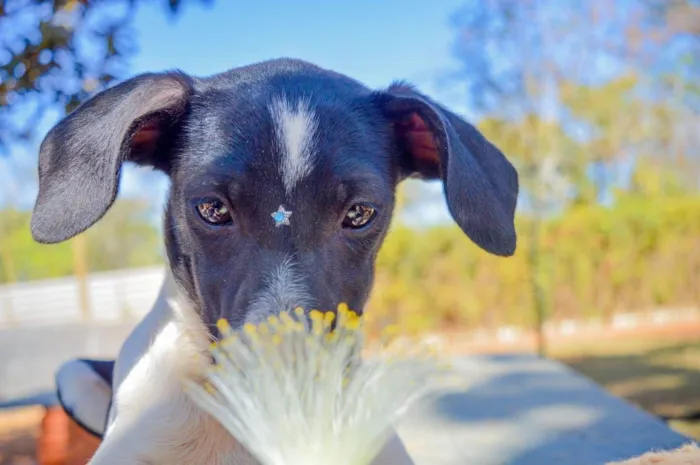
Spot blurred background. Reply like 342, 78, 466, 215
1, 0, 699, 463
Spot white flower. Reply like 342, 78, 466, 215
184, 305, 441, 465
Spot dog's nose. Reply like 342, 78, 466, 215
242, 255, 315, 326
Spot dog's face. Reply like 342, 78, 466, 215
30, 59, 518, 332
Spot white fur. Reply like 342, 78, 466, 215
245, 256, 314, 325
87, 270, 253, 465
81, 267, 414, 464
105, 271, 175, 430
269, 96, 317, 194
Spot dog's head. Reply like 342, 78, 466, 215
31, 58, 518, 331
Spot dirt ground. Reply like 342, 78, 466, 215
554, 336, 700, 441
0, 407, 44, 465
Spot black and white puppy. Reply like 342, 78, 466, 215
31, 58, 519, 464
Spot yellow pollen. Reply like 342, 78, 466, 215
187, 303, 441, 465
280, 311, 294, 326
243, 323, 257, 336
257, 322, 270, 336
216, 318, 231, 333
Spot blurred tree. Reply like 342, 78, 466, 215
642, 1, 700, 47
478, 115, 588, 206
450, 0, 700, 200
448, 0, 700, 354
572, 73, 699, 195
83, 197, 163, 271
628, 156, 691, 198
0, 0, 213, 154
0, 208, 74, 283
450, 0, 583, 355
0, 209, 25, 283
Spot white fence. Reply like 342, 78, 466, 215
0, 266, 166, 327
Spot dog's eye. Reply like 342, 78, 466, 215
343, 203, 377, 229
196, 199, 232, 226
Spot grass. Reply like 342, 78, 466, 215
551, 336, 700, 440
0, 406, 44, 465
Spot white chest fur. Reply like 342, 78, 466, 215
91, 289, 256, 464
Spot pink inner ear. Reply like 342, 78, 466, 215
130, 121, 161, 154
395, 112, 440, 169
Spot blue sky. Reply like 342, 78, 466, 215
2, 0, 465, 225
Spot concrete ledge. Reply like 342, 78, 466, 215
398, 354, 692, 465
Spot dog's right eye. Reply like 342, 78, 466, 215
196, 199, 233, 226
343, 202, 377, 229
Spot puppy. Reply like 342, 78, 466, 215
31, 58, 519, 464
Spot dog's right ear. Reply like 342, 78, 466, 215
31, 72, 193, 244
374, 82, 519, 257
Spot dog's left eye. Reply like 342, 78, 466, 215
343, 203, 377, 229
196, 199, 232, 226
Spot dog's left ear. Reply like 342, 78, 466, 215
31, 72, 193, 244
375, 82, 519, 257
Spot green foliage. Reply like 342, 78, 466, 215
0, 208, 74, 282
0, 199, 163, 283
83, 199, 164, 271
559, 74, 644, 164
365, 193, 700, 333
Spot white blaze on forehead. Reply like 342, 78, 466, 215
269, 96, 318, 194
246, 256, 314, 324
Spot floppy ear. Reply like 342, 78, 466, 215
31, 71, 193, 244
375, 82, 519, 257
